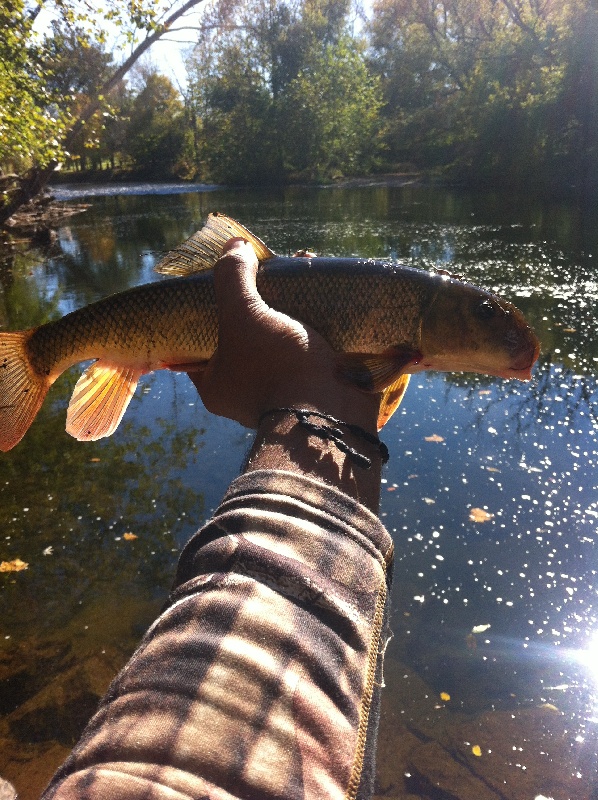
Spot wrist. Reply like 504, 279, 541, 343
244, 407, 384, 511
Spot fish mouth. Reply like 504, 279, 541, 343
486, 346, 540, 381
501, 337, 541, 381
495, 364, 535, 381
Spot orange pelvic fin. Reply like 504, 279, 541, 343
378, 374, 410, 430
66, 360, 143, 441
0, 331, 49, 451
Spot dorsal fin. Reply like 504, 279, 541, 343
155, 212, 276, 276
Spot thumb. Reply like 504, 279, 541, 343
213, 238, 264, 328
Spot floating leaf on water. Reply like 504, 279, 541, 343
472, 623, 491, 634
423, 497, 436, 504
440, 692, 451, 702
387, 486, 396, 492
472, 745, 482, 757
0, 558, 28, 572
486, 466, 500, 473
562, 328, 576, 333
478, 390, 491, 395
538, 703, 560, 712
90, 457, 101, 462
42, 546, 53, 556
425, 434, 444, 442
123, 532, 138, 541
469, 507, 494, 523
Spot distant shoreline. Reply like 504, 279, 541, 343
48, 171, 423, 202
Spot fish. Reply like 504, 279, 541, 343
0, 212, 540, 451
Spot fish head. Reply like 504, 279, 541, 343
417, 279, 540, 380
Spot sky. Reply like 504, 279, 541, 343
31, 1, 372, 92
31, 1, 204, 90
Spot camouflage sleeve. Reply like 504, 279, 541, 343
42, 469, 394, 800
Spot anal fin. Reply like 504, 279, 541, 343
66, 360, 144, 441
378, 374, 410, 430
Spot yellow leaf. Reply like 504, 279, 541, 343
539, 702, 560, 712
486, 466, 500, 473
472, 745, 482, 757
0, 558, 29, 572
472, 623, 491, 634
123, 532, 138, 541
425, 434, 444, 442
478, 390, 492, 395
90, 457, 101, 462
440, 692, 450, 702
469, 507, 494, 523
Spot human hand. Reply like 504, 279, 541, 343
187, 238, 380, 433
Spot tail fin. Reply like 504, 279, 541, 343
0, 331, 49, 451
155, 212, 275, 276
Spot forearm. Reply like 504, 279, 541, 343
43, 468, 393, 800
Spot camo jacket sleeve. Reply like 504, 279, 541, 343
42, 469, 394, 800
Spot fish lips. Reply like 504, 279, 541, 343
467, 336, 540, 381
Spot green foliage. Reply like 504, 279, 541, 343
125, 72, 191, 175
280, 36, 384, 179
0, 0, 66, 171
2, 0, 597, 199
0, 0, 207, 222
186, 0, 381, 183
369, 0, 598, 195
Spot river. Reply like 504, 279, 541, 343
0, 182, 597, 799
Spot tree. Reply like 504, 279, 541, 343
185, 0, 380, 183
369, 0, 597, 195
280, 35, 384, 179
0, 0, 208, 228
39, 21, 117, 171
0, 0, 64, 176
125, 72, 191, 176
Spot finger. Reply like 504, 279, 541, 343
213, 238, 264, 326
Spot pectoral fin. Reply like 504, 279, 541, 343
378, 374, 410, 430
336, 347, 419, 392
66, 360, 143, 441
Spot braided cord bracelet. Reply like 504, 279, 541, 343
258, 407, 389, 470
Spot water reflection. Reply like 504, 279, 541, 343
1, 184, 597, 798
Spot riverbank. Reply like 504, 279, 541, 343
4, 171, 422, 240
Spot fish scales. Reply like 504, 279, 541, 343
256, 258, 433, 352
26, 277, 219, 377
0, 212, 540, 451
26, 260, 431, 377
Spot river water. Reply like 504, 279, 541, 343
0, 182, 597, 798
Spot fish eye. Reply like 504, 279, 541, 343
476, 300, 496, 320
